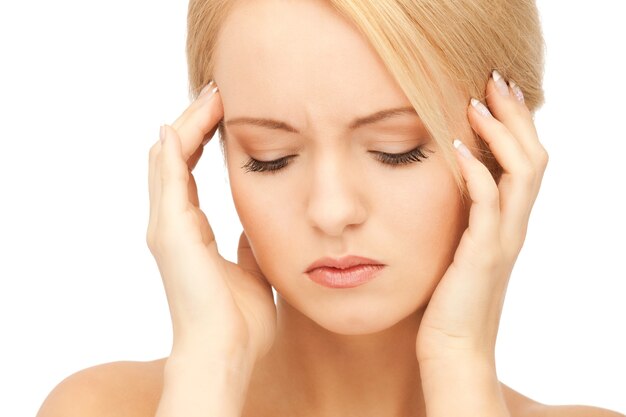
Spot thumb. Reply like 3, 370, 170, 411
237, 231, 270, 286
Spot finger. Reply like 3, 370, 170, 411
485, 71, 549, 170
467, 98, 536, 251
453, 138, 501, 250
472, 72, 549, 254
159, 124, 191, 225
188, 172, 200, 208
186, 123, 216, 172
468, 97, 533, 179
188, 145, 204, 172
147, 133, 163, 247
171, 84, 224, 162
237, 231, 270, 288
202, 124, 219, 147
184, 147, 202, 208
176, 117, 218, 170
185, 139, 207, 208
485, 71, 549, 226
159, 82, 222, 217
170, 80, 216, 131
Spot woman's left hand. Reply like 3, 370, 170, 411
415, 70, 549, 367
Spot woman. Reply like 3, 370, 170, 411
36, 1, 624, 416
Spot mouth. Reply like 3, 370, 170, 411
306, 264, 385, 288
305, 255, 385, 272
305, 255, 386, 289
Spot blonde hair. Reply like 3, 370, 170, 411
186, 0, 545, 199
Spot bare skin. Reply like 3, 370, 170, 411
37, 358, 624, 417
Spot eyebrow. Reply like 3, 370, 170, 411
224, 106, 419, 133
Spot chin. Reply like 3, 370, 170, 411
320, 316, 405, 336
278, 288, 424, 336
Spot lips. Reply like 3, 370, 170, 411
305, 255, 384, 273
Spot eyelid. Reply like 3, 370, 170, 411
370, 145, 431, 165
241, 144, 432, 173
370, 146, 418, 156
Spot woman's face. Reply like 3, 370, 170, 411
213, 0, 469, 335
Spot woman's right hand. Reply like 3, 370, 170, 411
146, 82, 277, 367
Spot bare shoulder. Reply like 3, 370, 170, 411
500, 382, 625, 417
36, 357, 167, 417
536, 404, 625, 417
36, 361, 624, 417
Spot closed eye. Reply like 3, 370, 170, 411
241, 145, 434, 174
370, 145, 432, 166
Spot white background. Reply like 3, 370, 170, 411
1, 1, 624, 416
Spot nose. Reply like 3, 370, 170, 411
305, 152, 367, 237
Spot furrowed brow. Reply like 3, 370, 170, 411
224, 106, 419, 134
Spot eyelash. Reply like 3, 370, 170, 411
241, 145, 432, 174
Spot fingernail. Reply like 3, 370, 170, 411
470, 98, 492, 117
200, 86, 219, 101
492, 70, 509, 96
208, 86, 219, 99
453, 138, 472, 160
198, 80, 215, 98
509, 80, 525, 104
160, 124, 166, 143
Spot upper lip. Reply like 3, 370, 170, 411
305, 255, 384, 272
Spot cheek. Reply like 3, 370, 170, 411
228, 168, 297, 281
376, 162, 466, 291
233, 188, 293, 243
224, 139, 302, 273
373, 161, 464, 246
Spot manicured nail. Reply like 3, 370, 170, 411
453, 138, 472, 160
200, 86, 219, 101
492, 70, 509, 96
509, 80, 525, 103
198, 80, 216, 98
470, 98, 492, 117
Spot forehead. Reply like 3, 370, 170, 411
212, 0, 415, 130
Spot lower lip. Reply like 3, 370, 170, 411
306, 264, 385, 288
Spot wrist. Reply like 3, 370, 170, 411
159, 349, 254, 417
419, 355, 510, 417
170, 325, 253, 362
168, 338, 254, 375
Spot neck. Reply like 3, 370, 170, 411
247, 295, 428, 417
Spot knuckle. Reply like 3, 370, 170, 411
145, 222, 163, 254
146, 229, 155, 252
537, 148, 549, 168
